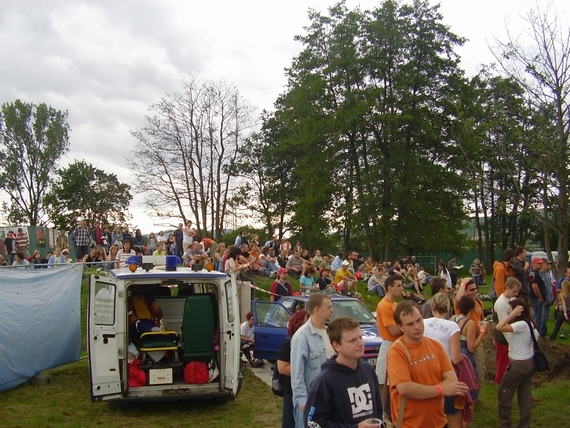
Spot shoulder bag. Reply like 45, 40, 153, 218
526, 320, 549, 372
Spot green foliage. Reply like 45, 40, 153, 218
261, 0, 470, 257
43, 160, 132, 231
0, 99, 70, 225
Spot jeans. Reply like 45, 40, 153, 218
368, 284, 385, 296
530, 299, 545, 337
241, 341, 253, 361
472, 274, 480, 286
282, 389, 295, 428
542, 303, 551, 337
294, 403, 304, 428
550, 310, 570, 340
498, 357, 536, 428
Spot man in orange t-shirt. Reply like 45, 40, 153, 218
375, 274, 404, 412
387, 301, 469, 428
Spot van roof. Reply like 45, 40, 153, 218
108, 267, 228, 280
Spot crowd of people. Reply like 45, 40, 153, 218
253, 246, 563, 428
5, 219, 565, 426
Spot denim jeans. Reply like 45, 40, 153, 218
294, 403, 304, 428
530, 298, 545, 337
282, 390, 295, 428
550, 310, 570, 340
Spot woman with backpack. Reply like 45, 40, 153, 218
451, 295, 489, 416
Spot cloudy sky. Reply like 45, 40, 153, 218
1, 0, 567, 233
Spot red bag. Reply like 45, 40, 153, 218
184, 361, 209, 384
128, 359, 147, 387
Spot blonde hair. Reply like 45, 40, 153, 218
431, 293, 450, 314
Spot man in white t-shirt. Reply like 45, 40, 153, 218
493, 277, 521, 384
240, 311, 262, 366
182, 220, 196, 253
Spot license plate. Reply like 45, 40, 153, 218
366, 358, 377, 367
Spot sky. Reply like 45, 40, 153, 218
1, 0, 567, 233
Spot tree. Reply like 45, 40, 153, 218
453, 72, 541, 267
43, 160, 132, 231
492, 2, 570, 272
232, 111, 298, 239
0, 100, 70, 225
129, 76, 255, 240
263, 0, 470, 257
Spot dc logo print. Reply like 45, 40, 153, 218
347, 383, 373, 415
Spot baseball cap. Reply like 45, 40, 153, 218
531, 257, 543, 265
342, 260, 350, 266
278, 267, 288, 274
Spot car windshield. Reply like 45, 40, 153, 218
331, 300, 375, 324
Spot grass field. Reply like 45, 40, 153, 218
2, 270, 569, 427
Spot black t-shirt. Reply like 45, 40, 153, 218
174, 229, 183, 245
273, 281, 292, 299
277, 337, 292, 394
530, 269, 547, 300
316, 277, 331, 290
3, 237, 14, 253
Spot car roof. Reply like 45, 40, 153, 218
282, 295, 362, 303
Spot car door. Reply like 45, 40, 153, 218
220, 276, 241, 395
252, 301, 292, 361
88, 275, 122, 401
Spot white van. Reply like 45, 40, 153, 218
88, 264, 242, 403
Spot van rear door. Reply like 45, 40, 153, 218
88, 275, 122, 401
220, 277, 240, 395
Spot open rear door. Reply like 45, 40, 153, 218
88, 275, 122, 401
221, 276, 241, 395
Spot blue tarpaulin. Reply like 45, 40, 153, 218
0, 264, 83, 391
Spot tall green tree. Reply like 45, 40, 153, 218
265, 0, 470, 257
453, 72, 540, 267
43, 160, 132, 231
492, 3, 570, 272
232, 111, 298, 239
0, 100, 70, 225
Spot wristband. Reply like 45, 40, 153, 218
436, 384, 443, 397
479, 329, 487, 333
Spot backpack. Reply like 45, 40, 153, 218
271, 364, 284, 397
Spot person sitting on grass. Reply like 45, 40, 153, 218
334, 260, 358, 295
299, 267, 319, 293
368, 267, 387, 297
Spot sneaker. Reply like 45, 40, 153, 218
561, 333, 565, 339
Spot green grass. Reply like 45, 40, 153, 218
0, 359, 283, 428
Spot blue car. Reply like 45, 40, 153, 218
252, 296, 382, 366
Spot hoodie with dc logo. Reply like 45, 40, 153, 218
304, 356, 383, 428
